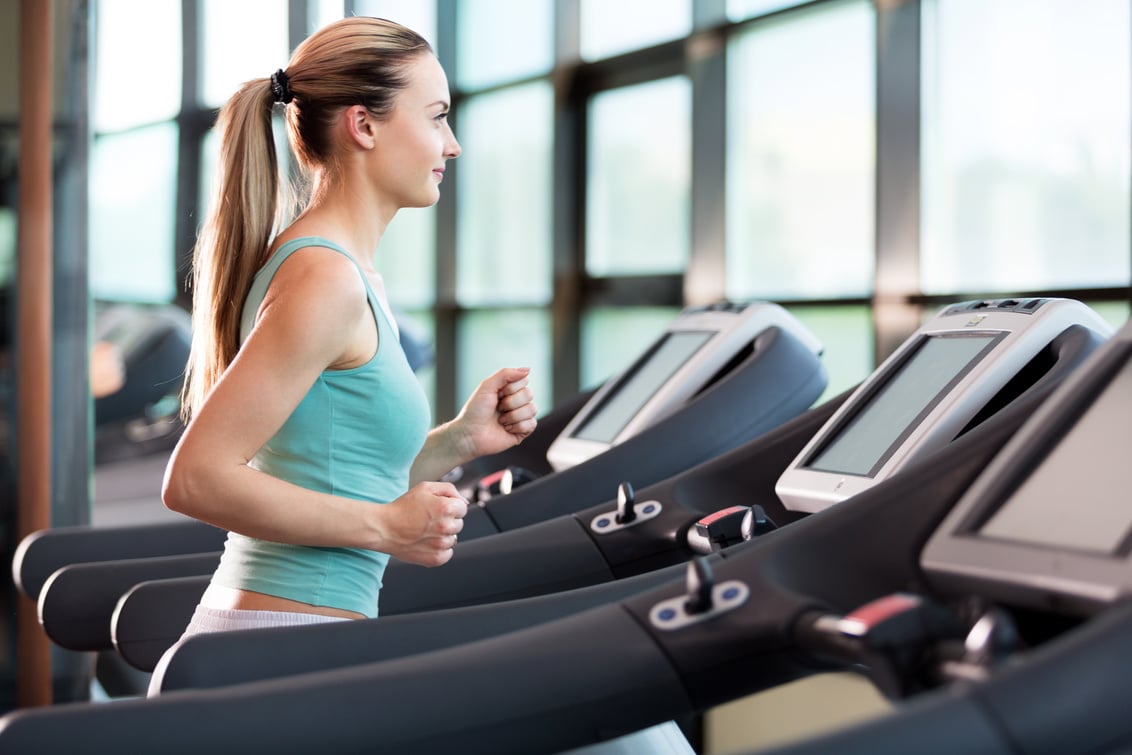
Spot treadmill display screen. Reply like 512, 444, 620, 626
573, 331, 714, 444
807, 333, 998, 477
979, 356, 1132, 554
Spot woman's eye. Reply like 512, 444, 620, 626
435, 112, 449, 122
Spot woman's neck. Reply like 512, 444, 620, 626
284, 169, 397, 267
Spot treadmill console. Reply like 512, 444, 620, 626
775, 298, 1113, 514
922, 319, 1132, 616
545, 301, 823, 472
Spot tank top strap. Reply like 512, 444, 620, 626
266, 236, 366, 292
241, 236, 399, 344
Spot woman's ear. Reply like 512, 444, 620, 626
343, 105, 377, 150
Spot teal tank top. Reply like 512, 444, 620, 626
211, 236, 432, 618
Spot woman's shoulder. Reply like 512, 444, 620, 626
271, 237, 363, 285
261, 242, 369, 321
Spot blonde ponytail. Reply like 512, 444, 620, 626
181, 79, 283, 418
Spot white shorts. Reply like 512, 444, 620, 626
147, 605, 349, 698
179, 605, 350, 638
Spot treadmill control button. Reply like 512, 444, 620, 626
688, 504, 777, 554
740, 505, 778, 539
695, 506, 749, 550
590, 485, 663, 534
649, 558, 749, 631
616, 481, 636, 524
814, 592, 963, 648
684, 557, 714, 615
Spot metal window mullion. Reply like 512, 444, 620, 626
551, 0, 583, 404
52, 0, 92, 533
434, 0, 459, 419
686, 26, 727, 306
874, 0, 923, 363
173, 0, 201, 309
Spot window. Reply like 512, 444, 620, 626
456, 0, 553, 90
587, 76, 692, 276
90, 125, 179, 302
83, 0, 1130, 425
93, 0, 181, 132
354, 0, 438, 46
380, 207, 437, 309
456, 82, 554, 305
580, 0, 691, 61
200, 0, 289, 107
90, 0, 184, 304
725, 0, 876, 301
457, 310, 552, 415
921, 0, 1131, 293
0, 208, 15, 289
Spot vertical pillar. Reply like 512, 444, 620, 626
16, 0, 54, 709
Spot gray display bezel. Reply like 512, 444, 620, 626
570, 330, 715, 444
921, 336, 1132, 617
801, 332, 1002, 478
775, 298, 1115, 515
544, 302, 823, 472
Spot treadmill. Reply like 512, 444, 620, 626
50, 299, 1111, 674
131, 298, 1106, 691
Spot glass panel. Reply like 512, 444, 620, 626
94, 0, 182, 132
580, 307, 680, 390
580, 0, 692, 61
456, 0, 553, 90
379, 206, 437, 308
456, 309, 551, 418
0, 208, 15, 289
354, 0, 438, 47
201, 0, 289, 107
726, 0, 875, 300
922, 0, 1131, 293
90, 124, 179, 302
456, 82, 553, 305
784, 304, 873, 403
727, 0, 808, 23
587, 76, 691, 276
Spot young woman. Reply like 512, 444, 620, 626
162, 16, 537, 635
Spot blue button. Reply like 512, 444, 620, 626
722, 586, 740, 601
657, 607, 678, 622
642, 504, 657, 515
596, 517, 611, 528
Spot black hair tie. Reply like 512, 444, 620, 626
270, 68, 292, 104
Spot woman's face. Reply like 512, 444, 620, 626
369, 53, 461, 210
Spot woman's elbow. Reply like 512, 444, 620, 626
161, 453, 200, 517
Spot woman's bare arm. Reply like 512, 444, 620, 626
163, 248, 466, 566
